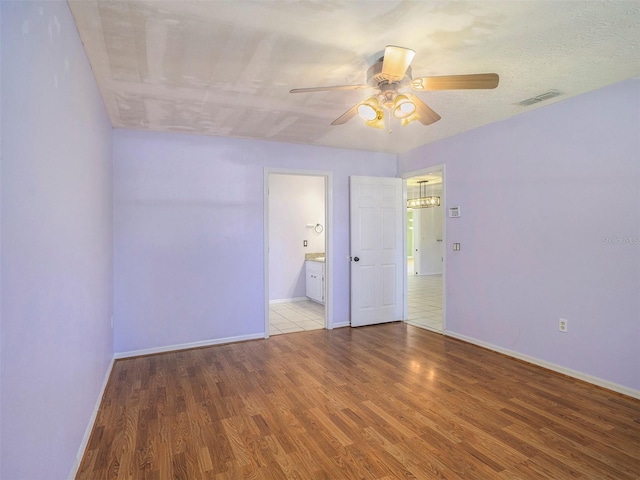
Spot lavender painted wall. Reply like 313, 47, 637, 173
113, 129, 395, 353
399, 79, 640, 391
269, 174, 325, 301
0, 4, 3, 473
1, 2, 113, 479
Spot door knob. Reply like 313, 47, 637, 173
354, 257, 360, 262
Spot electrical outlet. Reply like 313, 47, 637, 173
559, 318, 568, 332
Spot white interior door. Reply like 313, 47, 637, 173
350, 176, 404, 327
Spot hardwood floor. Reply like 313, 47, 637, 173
77, 323, 640, 479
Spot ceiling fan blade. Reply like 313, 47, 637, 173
290, 85, 369, 94
331, 104, 359, 125
411, 73, 499, 91
381, 45, 416, 82
408, 95, 441, 125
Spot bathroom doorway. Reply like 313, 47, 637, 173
263, 169, 333, 337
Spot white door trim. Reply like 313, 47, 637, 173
400, 165, 447, 331
263, 168, 333, 338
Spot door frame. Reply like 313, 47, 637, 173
401, 165, 447, 331
263, 168, 333, 338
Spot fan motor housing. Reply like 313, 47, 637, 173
366, 59, 412, 87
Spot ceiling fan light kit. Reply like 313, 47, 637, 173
365, 109, 385, 130
357, 98, 380, 121
392, 95, 416, 119
400, 111, 422, 127
290, 45, 499, 132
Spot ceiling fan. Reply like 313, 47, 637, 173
290, 45, 499, 130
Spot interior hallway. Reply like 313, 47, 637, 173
406, 273, 443, 332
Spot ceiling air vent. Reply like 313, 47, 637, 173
516, 89, 561, 106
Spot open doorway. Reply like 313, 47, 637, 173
404, 168, 445, 333
264, 169, 332, 337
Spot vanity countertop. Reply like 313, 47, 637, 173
305, 253, 325, 263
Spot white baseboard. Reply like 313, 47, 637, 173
114, 333, 266, 359
332, 321, 350, 328
269, 297, 308, 304
445, 330, 640, 400
68, 357, 115, 480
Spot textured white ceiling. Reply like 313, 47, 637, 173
68, 1, 640, 154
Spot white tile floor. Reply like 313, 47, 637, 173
269, 300, 325, 335
406, 273, 443, 333
269, 273, 442, 335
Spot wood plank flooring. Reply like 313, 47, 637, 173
77, 323, 640, 479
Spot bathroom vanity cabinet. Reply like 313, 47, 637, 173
305, 260, 325, 304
